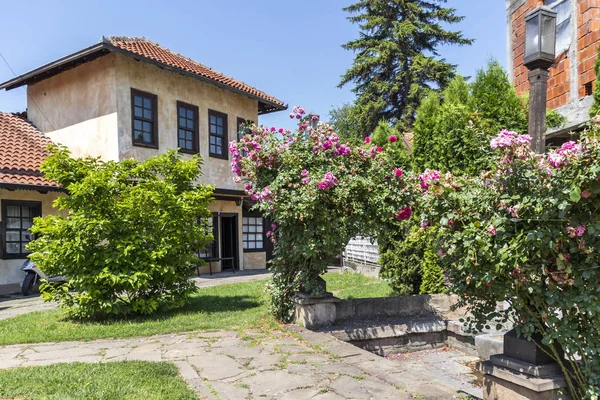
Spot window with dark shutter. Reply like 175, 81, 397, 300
131, 89, 158, 148
177, 102, 199, 154
1, 201, 41, 259
208, 110, 228, 159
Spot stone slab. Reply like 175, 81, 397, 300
490, 354, 563, 378
478, 361, 567, 392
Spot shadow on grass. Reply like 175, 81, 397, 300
60, 294, 264, 325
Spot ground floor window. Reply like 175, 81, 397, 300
242, 215, 264, 251
198, 214, 218, 259
1, 200, 41, 259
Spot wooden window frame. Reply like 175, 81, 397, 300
177, 101, 199, 154
131, 88, 159, 149
198, 214, 219, 259
237, 117, 253, 142
1, 200, 42, 260
242, 212, 265, 252
208, 109, 228, 160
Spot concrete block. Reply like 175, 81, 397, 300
476, 333, 504, 361
294, 300, 338, 329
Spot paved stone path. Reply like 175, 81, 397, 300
0, 269, 272, 321
0, 325, 477, 399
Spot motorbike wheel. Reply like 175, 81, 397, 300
21, 272, 36, 296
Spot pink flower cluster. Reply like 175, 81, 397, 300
251, 186, 273, 203
289, 106, 306, 120
500, 202, 520, 218
419, 169, 441, 190
487, 225, 497, 235
547, 141, 583, 168
317, 172, 338, 191
490, 130, 532, 150
566, 225, 586, 238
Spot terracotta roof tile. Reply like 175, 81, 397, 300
0, 112, 58, 188
105, 36, 285, 107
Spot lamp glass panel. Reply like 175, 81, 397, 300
525, 15, 540, 59
541, 14, 556, 55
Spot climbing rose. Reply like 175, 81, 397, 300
566, 225, 586, 238
377, 147, 383, 153
364, 137, 371, 144
396, 206, 412, 220
301, 169, 309, 176
487, 225, 497, 236
394, 168, 403, 178
389, 135, 397, 143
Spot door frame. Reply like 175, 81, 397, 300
219, 213, 239, 270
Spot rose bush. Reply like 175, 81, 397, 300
421, 129, 600, 398
230, 107, 415, 321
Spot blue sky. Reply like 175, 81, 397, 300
0, 0, 507, 130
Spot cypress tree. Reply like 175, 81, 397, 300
339, 0, 473, 133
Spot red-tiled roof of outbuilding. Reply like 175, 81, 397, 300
0, 112, 59, 190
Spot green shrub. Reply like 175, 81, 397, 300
379, 224, 446, 295
29, 147, 214, 318
419, 249, 447, 295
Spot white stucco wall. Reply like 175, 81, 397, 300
113, 53, 258, 191
27, 55, 120, 160
0, 189, 62, 292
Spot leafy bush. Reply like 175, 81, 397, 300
29, 147, 214, 318
379, 224, 446, 295
421, 129, 600, 398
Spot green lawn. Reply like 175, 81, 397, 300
0, 272, 394, 346
322, 271, 396, 299
0, 279, 274, 346
0, 361, 196, 400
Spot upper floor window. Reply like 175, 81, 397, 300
2, 200, 41, 259
544, 0, 571, 56
237, 118, 253, 142
131, 88, 158, 148
177, 102, 199, 154
209, 110, 228, 159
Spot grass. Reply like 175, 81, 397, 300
0, 272, 395, 346
0, 361, 196, 400
322, 271, 396, 299
0, 279, 274, 346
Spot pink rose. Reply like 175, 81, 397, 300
389, 135, 397, 143
364, 137, 371, 144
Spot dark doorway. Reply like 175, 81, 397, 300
220, 214, 239, 271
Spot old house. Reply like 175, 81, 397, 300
506, 0, 600, 143
0, 36, 286, 293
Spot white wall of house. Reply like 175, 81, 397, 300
27, 55, 120, 161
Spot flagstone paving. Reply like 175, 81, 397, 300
0, 325, 480, 399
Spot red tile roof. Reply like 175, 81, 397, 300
0, 112, 58, 189
105, 36, 285, 108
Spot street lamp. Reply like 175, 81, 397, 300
524, 5, 557, 153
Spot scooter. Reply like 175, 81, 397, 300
20, 259, 68, 296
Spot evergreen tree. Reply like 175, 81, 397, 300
339, 0, 473, 133
328, 103, 365, 144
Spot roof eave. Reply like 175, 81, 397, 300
0, 182, 64, 192
103, 44, 287, 114
0, 42, 287, 114
0, 43, 108, 91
